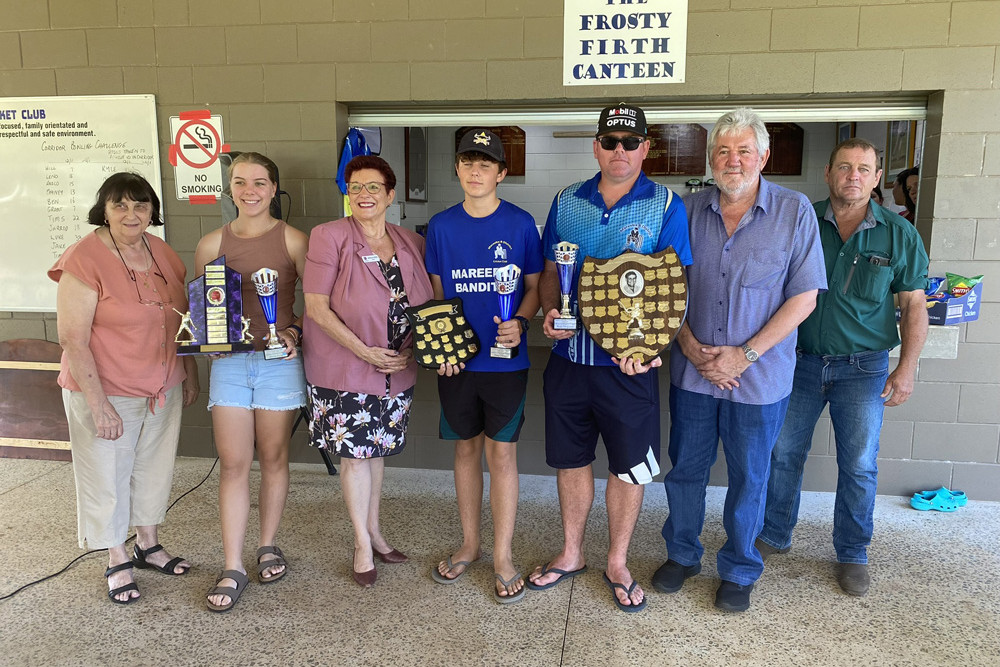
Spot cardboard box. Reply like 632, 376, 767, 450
926, 279, 983, 326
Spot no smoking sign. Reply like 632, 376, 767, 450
169, 110, 230, 204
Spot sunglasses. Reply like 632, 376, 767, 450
347, 181, 387, 194
597, 136, 645, 151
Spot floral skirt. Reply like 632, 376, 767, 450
306, 383, 413, 459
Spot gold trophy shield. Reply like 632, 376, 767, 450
577, 248, 688, 364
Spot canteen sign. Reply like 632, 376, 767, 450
563, 0, 687, 86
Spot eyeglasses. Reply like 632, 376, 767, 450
347, 181, 386, 194
110, 233, 171, 306
597, 136, 645, 151
110, 201, 152, 214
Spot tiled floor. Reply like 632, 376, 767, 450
1, 456, 998, 666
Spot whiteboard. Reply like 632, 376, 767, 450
0, 95, 163, 312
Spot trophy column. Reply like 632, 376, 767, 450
176, 255, 254, 355
490, 263, 522, 359
553, 241, 579, 330
252, 267, 289, 360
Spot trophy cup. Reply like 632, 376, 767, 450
490, 263, 522, 359
553, 241, 579, 330
176, 255, 254, 355
251, 268, 288, 360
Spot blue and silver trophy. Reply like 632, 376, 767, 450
491, 263, 522, 359
251, 268, 288, 360
553, 241, 579, 330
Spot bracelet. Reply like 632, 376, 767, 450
286, 324, 303, 344
514, 315, 530, 334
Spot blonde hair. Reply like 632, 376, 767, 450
228, 151, 279, 185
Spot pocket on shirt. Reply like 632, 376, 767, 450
740, 249, 787, 290
851, 260, 893, 304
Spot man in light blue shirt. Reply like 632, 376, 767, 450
653, 108, 827, 612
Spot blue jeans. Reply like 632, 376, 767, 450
662, 386, 790, 586
759, 350, 889, 564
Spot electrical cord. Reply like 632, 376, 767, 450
0, 457, 219, 602
278, 190, 291, 221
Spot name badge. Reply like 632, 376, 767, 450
362, 254, 379, 263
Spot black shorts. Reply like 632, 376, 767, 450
542, 354, 661, 484
437, 370, 529, 442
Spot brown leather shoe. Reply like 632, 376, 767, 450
374, 548, 408, 564
352, 566, 377, 588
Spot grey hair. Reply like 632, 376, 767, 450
707, 107, 770, 157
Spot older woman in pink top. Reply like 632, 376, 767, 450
49, 172, 199, 605
303, 155, 433, 587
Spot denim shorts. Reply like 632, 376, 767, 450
208, 350, 306, 411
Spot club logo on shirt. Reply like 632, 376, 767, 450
489, 240, 511, 263
620, 223, 650, 252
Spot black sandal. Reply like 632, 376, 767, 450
105, 562, 139, 605
132, 543, 189, 576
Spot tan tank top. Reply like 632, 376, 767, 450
219, 220, 298, 351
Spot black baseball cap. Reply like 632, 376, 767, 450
456, 129, 505, 163
596, 103, 647, 137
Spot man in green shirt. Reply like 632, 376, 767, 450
757, 138, 929, 596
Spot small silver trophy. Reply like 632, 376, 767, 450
251, 268, 288, 360
553, 241, 579, 330
491, 263, 522, 359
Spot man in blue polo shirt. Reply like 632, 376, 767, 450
527, 103, 692, 613
654, 107, 827, 613
758, 138, 929, 597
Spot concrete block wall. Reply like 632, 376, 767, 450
1, 0, 998, 498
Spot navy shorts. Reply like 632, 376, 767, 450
543, 353, 661, 484
438, 370, 528, 443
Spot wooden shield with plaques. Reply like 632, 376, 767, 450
578, 248, 688, 364
405, 297, 481, 370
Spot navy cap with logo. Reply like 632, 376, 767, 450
457, 129, 506, 163
596, 103, 648, 137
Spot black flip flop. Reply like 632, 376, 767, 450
526, 563, 588, 591
603, 572, 647, 613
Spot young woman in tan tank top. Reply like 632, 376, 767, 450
194, 152, 309, 612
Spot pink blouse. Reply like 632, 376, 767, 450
303, 218, 433, 396
48, 230, 189, 403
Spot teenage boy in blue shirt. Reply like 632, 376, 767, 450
425, 129, 543, 603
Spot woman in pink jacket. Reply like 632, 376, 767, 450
303, 156, 433, 587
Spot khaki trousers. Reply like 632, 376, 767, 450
62, 385, 182, 549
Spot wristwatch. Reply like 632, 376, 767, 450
742, 342, 759, 363
514, 315, 530, 334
